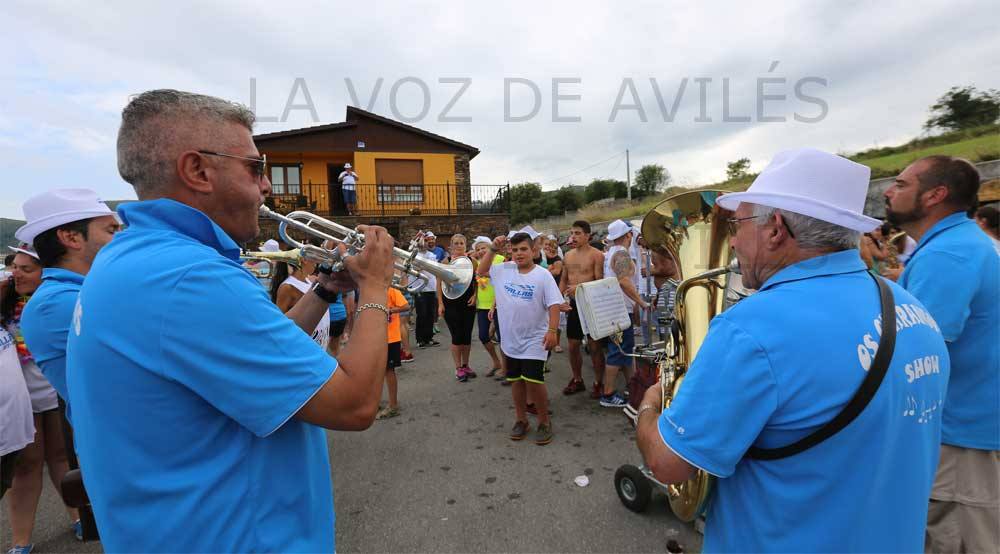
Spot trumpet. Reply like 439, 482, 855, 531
259, 206, 473, 299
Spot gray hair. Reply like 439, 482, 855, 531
117, 89, 256, 197
751, 204, 860, 251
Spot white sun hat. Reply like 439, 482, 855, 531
606, 219, 630, 241
716, 148, 880, 233
472, 236, 492, 247
15, 189, 120, 245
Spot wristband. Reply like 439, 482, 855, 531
546, 328, 557, 334
311, 284, 339, 303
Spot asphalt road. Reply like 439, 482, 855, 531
2, 329, 702, 553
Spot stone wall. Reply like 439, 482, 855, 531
454, 153, 472, 211
253, 213, 510, 249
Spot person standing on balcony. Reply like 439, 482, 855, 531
338, 163, 358, 216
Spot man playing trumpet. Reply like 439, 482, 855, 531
66, 89, 395, 553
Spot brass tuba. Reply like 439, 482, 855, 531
639, 190, 740, 522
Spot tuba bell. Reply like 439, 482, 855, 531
639, 189, 744, 522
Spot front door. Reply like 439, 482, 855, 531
328, 164, 346, 216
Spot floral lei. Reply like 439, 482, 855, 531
10, 296, 33, 364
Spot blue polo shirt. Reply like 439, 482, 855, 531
21, 268, 84, 405
67, 199, 338, 553
658, 250, 949, 553
899, 211, 1000, 451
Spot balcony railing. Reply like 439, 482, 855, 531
264, 183, 510, 217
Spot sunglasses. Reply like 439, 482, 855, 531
198, 150, 268, 179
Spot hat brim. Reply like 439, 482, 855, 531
8, 246, 39, 260
15, 210, 122, 245
716, 191, 880, 233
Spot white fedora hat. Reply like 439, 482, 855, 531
16, 189, 120, 245
716, 148, 880, 233
8, 244, 39, 260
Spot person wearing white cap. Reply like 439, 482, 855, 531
18, 189, 121, 406
885, 156, 999, 553
64, 89, 396, 553
2, 244, 82, 551
636, 148, 949, 552
338, 162, 358, 215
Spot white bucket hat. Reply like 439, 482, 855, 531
716, 148, 880, 233
16, 189, 120, 245
606, 219, 630, 241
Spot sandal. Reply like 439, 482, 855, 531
562, 378, 586, 395
486, 367, 501, 378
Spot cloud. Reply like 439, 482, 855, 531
0, 0, 997, 218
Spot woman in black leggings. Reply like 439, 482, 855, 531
438, 234, 478, 382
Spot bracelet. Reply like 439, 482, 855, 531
636, 404, 660, 418
355, 303, 391, 322
546, 328, 557, 334
311, 284, 339, 303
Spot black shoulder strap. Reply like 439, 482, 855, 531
746, 272, 896, 460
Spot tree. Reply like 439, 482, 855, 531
726, 158, 751, 181
551, 186, 583, 212
924, 86, 1000, 132
634, 164, 671, 197
509, 182, 548, 225
584, 179, 627, 203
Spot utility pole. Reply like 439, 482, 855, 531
625, 149, 631, 201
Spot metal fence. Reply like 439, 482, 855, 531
265, 183, 510, 216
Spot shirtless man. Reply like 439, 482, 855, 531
558, 220, 606, 397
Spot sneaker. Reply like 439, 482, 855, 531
562, 378, 585, 395
463, 365, 477, 378
428, 339, 441, 347
456, 368, 469, 382
417, 342, 429, 349
400, 351, 414, 363
533, 422, 553, 445
433, 325, 441, 334
376, 406, 400, 420
510, 420, 530, 440
590, 382, 604, 399
7, 545, 33, 554
599, 392, 628, 408
73, 519, 83, 541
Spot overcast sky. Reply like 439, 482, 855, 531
2, 0, 998, 218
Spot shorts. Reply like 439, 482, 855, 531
444, 303, 476, 346
330, 319, 347, 339
606, 326, 635, 367
566, 297, 584, 340
342, 188, 356, 204
477, 309, 493, 345
387, 342, 401, 370
926, 445, 1000, 552
504, 355, 546, 384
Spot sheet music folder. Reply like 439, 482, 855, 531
575, 277, 631, 340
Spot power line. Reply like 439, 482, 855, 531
540, 151, 625, 186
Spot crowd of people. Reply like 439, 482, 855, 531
0, 88, 997, 553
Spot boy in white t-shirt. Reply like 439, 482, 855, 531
477, 233, 564, 445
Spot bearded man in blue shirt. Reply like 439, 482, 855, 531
635, 148, 950, 553
886, 156, 999, 553
65, 89, 396, 553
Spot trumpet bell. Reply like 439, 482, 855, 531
441, 257, 474, 300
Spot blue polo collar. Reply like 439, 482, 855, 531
910, 211, 971, 258
41, 267, 84, 285
759, 249, 867, 292
117, 199, 242, 261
